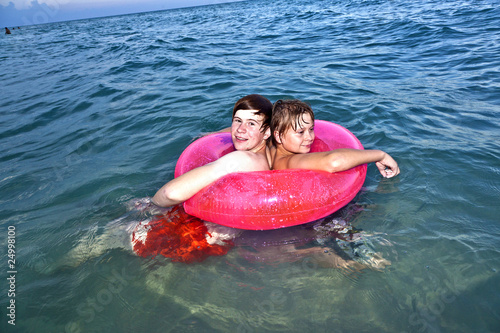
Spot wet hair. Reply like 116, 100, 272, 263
270, 99, 315, 146
232, 94, 273, 133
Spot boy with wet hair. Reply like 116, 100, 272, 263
152, 94, 273, 207
270, 99, 400, 177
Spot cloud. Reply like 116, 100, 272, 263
1, 0, 76, 10
0, 0, 159, 26
0, 0, 242, 27
0, 0, 70, 10
0, 0, 68, 26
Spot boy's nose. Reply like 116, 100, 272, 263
237, 124, 246, 133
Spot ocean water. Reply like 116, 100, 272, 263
1, 0, 499, 332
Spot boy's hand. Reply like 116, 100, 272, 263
375, 153, 400, 178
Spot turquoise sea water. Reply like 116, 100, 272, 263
1, 0, 499, 332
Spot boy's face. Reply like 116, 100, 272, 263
276, 113, 315, 154
231, 109, 270, 152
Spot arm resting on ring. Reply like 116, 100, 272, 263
152, 151, 266, 207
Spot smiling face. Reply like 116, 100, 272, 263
275, 112, 315, 154
231, 109, 271, 152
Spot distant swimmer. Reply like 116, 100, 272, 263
5, 27, 11, 34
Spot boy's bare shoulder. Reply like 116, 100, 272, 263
271, 154, 293, 170
218, 150, 269, 172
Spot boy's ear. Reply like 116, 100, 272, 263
273, 130, 282, 144
263, 127, 271, 140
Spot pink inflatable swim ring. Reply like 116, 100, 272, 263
174, 120, 367, 230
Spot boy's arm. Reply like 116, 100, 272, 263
282, 149, 400, 178
152, 151, 263, 207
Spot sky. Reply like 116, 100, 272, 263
1, 0, 242, 27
